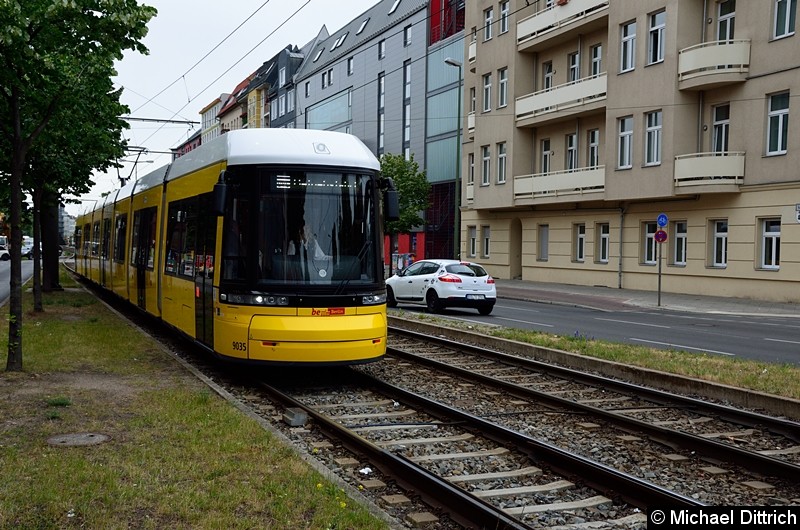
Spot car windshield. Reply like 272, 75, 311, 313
445, 263, 487, 277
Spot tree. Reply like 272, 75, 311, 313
0, 0, 156, 371
380, 153, 430, 265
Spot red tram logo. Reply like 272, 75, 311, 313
311, 307, 346, 316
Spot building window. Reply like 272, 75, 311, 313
403, 61, 411, 148
673, 221, 687, 266
645, 110, 662, 165
767, 92, 789, 155
482, 73, 492, 112
568, 52, 580, 82
467, 153, 475, 185
713, 104, 730, 153
574, 223, 586, 262
378, 72, 385, 154
484, 7, 494, 41
566, 133, 577, 171
500, 1, 510, 33
618, 116, 633, 169
621, 21, 636, 73
643, 222, 658, 265
498, 68, 508, 108
761, 218, 781, 269
588, 129, 600, 168
403, 25, 412, 47
538, 224, 549, 261
469, 87, 476, 113
590, 44, 602, 76
389, 0, 401, 15
378, 39, 385, 59
403, 61, 412, 99
597, 223, 610, 264
481, 145, 491, 185
712, 219, 728, 267
718, 0, 736, 41
279, 67, 286, 87
497, 142, 506, 184
304, 81, 310, 98
278, 94, 285, 117
648, 10, 666, 64
347, 57, 354, 76
543, 61, 554, 91
481, 226, 491, 258
541, 138, 551, 173
774, 0, 797, 38
468, 226, 477, 257
286, 89, 294, 112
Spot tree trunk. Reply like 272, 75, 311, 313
6, 148, 25, 371
42, 190, 62, 292
31, 190, 43, 312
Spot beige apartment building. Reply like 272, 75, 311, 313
461, 0, 799, 302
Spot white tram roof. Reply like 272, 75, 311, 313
167, 128, 380, 183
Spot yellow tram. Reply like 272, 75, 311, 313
75, 129, 398, 364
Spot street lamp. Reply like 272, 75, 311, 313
444, 57, 462, 260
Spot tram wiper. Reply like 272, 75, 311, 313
334, 240, 371, 295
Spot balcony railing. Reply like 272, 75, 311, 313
466, 183, 474, 202
518, 0, 609, 46
514, 166, 605, 200
674, 152, 745, 188
516, 73, 606, 122
678, 40, 750, 90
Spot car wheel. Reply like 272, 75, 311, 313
478, 305, 493, 316
0, 254, 9, 261
426, 291, 443, 313
386, 286, 397, 308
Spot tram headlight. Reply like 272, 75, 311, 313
362, 293, 387, 305
220, 293, 289, 306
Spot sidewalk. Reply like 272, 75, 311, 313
494, 279, 799, 317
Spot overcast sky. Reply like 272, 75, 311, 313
67, 0, 380, 216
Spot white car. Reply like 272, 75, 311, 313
0, 248, 8, 261
386, 259, 496, 315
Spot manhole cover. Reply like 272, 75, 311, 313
47, 433, 110, 447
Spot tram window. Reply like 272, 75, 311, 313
101, 219, 111, 259
113, 215, 127, 263
92, 222, 100, 256
164, 198, 198, 278
83, 224, 91, 256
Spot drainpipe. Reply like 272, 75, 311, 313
618, 205, 626, 289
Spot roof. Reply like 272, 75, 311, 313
218, 73, 256, 116
294, 0, 427, 79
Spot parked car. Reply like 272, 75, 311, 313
386, 259, 496, 315
21, 242, 35, 259
0, 248, 8, 261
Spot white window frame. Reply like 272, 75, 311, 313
761, 218, 781, 270
469, 87, 476, 113
286, 89, 294, 113
497, 142, 507, 184
347, 57, 354, 76
590, 44, 602, 77
484, 7, 494, 41
712, 220, 728, 267
568, 52, 580, 82
597, 223, 610, 264
304, 81, 310, 98
645, 110, 662, 166
482, 73, 492, 112
588, 129, 600, 168
621, 21, 636, 73
648, 10, 666, 65
279, 67, 286, 87
538, 224, 549, 261
718, 0, 736, 41
767, 92, 789, 155
575, 223, 586, 262
378, 39, 386, 59
774, 0, 797, 39
713, 104, 730, 153
543, 61, 554, 91
481, 145, 491, 185
498, 68, 508, 108
403, 25, 411, 47
644, 222, 658, 265
468, 226, 477, 257
467, 153, 475, 185
673, 221, 687, 266
481, 225, 491, 258
566, 133, 578, 171
541, 138, 551, 174
500, 1, 510, 34
618, 116, 633, 169
278, 94, 285, 117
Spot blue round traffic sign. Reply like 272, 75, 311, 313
657, 213, 668, 227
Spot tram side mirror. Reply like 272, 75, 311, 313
212, 171, 227, 216
382, 177, 399, 221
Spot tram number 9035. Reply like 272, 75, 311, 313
232, 341, 247, 352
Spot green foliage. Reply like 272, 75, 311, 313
380, 153, 431, 234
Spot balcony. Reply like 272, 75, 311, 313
516, 74, 606, 127
514, 166, 605, 204
518, 0, 609, 53
673, 152, 745, 194
678, 40, 750, 91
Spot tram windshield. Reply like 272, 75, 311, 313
220, 167, 380, 288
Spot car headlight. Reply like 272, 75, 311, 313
362, 293, 387, 305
